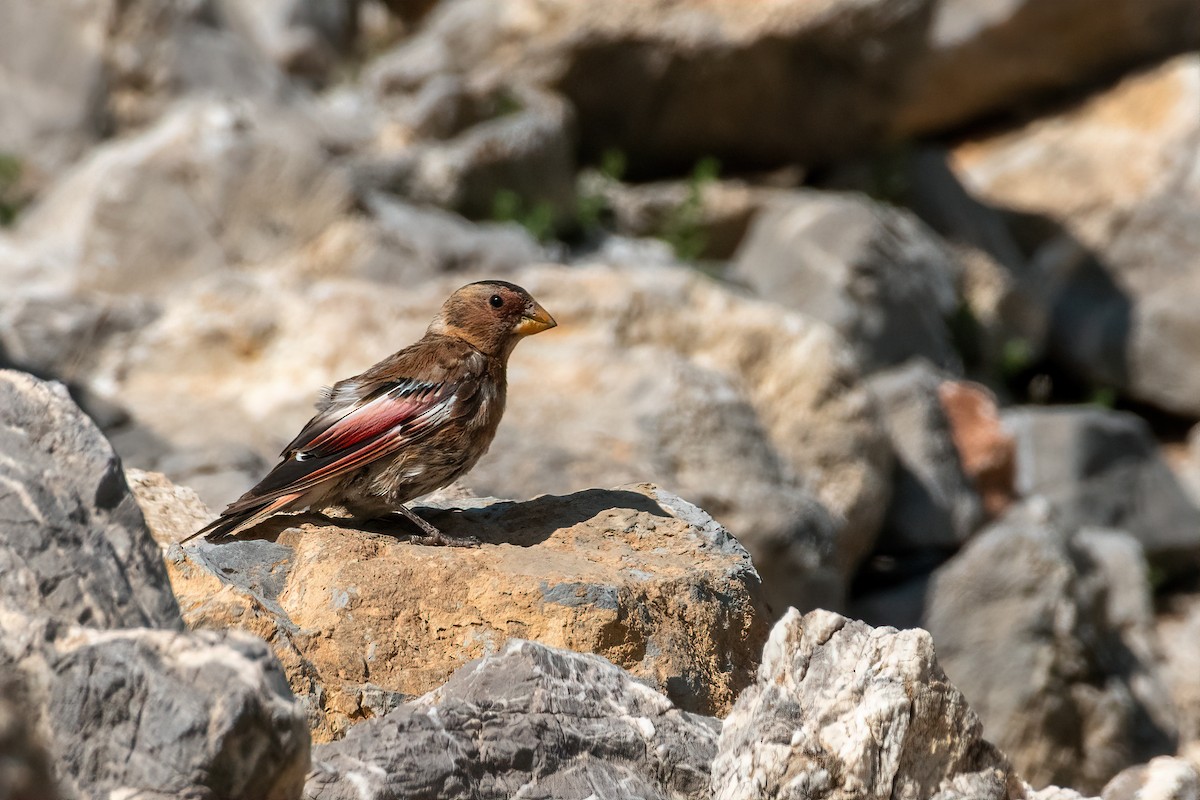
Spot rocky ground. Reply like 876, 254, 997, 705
3, 1, 1200, 798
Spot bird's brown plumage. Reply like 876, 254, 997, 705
185, 281, 555, 544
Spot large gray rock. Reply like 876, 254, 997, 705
0, 370, 180, 630
1003, 406, 1200, 576
732, 191, 963, 374
953, 55, 1200, 417
305, 639, 719, 800
894, 0, 1200, 137
712, 608, 1016, 800
924, 504, 1178, 793
0, 371, 309, 799
868, 359, 985, 553
6, 97, 351, 297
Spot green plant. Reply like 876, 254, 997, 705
659, 156, 719, 261
573, 148, 627, 236
0, 154, 24, 227
491, 189, 556, 242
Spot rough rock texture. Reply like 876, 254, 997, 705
1101, 757, 1200, 800
711, 608, 1018, 800
0, 370, 180, 631
126, 467, 215, 547
160, 482, 768, 741
0, 370, 309, 799
924, 503, 1178, 793
6, 97, 350, 296
305, 638, 720, 800
953, 55, 1200, 417
367, 0, 936, 170
732, 191, 963, 373
1156, 592, 1200, 750
95, 263, 890, 608
869, 360, 984, 553
218, 0, 359, 85
939, 379, 1016, 518
0, 677, 59, 800
894, 0, 1200, 136
1003, 406, 1200, 577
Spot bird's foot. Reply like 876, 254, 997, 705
394, 504, 480, 548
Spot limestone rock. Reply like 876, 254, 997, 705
894, 0, 1200, 137
711, 608, 1018, 800
1156, 591, 1200, 750
366, 0, 936, 169
732, 191, 963, 374
1003, 406, 1200, 576
8, 97, 351, 297
164, 483, 768, 741
218, 0, 360, 85
868, 360, 985, 553
0, 370, 180, 631
924, 504, 1178, 793
1101, 757, 1200, 800
126, 467, 214, 547
305, 638, 719, 800
952, 55, 1200, 416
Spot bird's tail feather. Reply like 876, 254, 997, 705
181, 492, 303, 544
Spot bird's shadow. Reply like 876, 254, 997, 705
198, 488, 672, 549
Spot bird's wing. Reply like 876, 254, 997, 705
218, 378, 461, 518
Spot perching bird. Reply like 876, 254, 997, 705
184, 280, 556, 546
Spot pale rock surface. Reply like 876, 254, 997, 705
305, 639, 720, 800
952, 55, 1200, 416
1156, 591, 1200, 750
1101, 757, 1200, 800
0, 370, 310, 799
732, 191, 963, 373
95, 264, 891, 607
156, 482, 769, 741
711, 608, 1018, 800
6, 97, 351, 297
924, 504, 1178, 793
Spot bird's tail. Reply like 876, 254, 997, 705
181, 492, 303, 544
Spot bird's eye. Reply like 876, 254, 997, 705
489, 294, 504, 309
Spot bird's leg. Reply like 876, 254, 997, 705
393, 504, 480, 548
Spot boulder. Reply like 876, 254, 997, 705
95, 263, 891, 606
155, 482, 769, 740
1101, 757, 1200, 800
939, 379, 1016, 518
952, 55, 1200, 417
711, 608, 1018, 800
305, 639, 720, 800
1156, 591, 1200, 751
1003, 406, 1200, 576
924, 504, 1178, 793
894, 0, 1200, 137
7, 97, 351, 296
868, 359, 984, 553
732, 191, 964, 374
366, 0, 936, 170
0, 371, 309, 799
217, 0, 360, 85
0, 677, 59, 800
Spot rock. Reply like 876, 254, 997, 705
162, 483, 768, 741
939, 379, 1016, 518
94, 263, 891, 604
1003, 406, 1200, 577
3, 626, 310, 800
868, 359, 984, 553
218, 0, 360, 85
0, 677, 59, 800
7, 97, 351, 297
1156, 592, 1200, 750
0, 371, 310, 799
366, 0, 936, 170
305, 638, 719, 800
1101, 757, 1200, 800
354, 81, 577, 222
952, 55, 1200, 417
126, 468, 214, 547
731, 190, 964, 374
894, 0, 1200, 137
711, 608, 1018, 800
924, 503, 1178, 793
0, 370, 180, 630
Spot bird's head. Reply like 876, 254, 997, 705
430, 280, 557, 357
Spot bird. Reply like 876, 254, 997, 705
183, 280, 556, 546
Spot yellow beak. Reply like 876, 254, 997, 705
514, 300, 557, 336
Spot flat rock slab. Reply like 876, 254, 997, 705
164, 483, 769, 741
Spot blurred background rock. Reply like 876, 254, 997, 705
2, 0, 1200, 794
